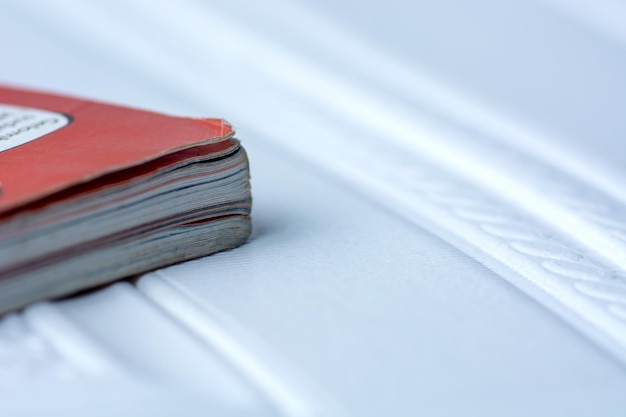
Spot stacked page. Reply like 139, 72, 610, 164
0, 86, 252, 313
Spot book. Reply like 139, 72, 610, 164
0, 86, 252, 313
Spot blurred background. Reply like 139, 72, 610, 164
2, 0, 626, 416
3, 0, 626, 192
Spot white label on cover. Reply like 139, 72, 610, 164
0, 104, 70, 153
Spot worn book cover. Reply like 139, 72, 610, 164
0, 86, 252, 312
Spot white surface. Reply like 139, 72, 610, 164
1, 0, 626, 415
0, 284, 275, 416
297, 0, 626, 203
142, 139, 626, 416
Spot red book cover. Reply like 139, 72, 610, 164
0, 86, 252, 312
0, 86, 235, 213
